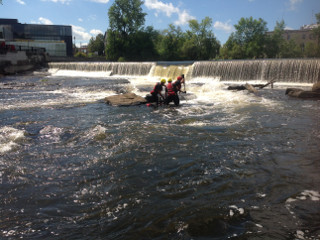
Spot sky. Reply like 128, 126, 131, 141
1, 0, 319, 46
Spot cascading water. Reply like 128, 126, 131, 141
48, 62, 156, 76
151, 65, 191, 79
190, 59, 320, 83
48, 59, 320, 83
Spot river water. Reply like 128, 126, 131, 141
0, 68, 319, 239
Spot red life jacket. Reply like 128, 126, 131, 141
166, 83, 176, 96
150, 82, 163, 94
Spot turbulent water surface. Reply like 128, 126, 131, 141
0, 69, 319, 240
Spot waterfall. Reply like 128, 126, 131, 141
151, 65, 191, 79
47, 59, 320, 83
48, 62, 155, 76
190, 59, 320, 83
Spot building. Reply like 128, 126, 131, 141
267, 24, 319, 52
0, 19, 73, 57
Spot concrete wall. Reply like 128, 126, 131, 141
0, 51, 47, 74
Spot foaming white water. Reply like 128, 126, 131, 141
0, 88, 115, 111
50, 69, 112, 78
182, 77, 279, 108
0, 127, 26, 154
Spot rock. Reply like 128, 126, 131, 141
312, 82, 320, 92
105, 93, 147, 106
285, 88, 320, 99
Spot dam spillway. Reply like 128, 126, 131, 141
48, 59, 320, 83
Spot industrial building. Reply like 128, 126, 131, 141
0, 19, 72, 57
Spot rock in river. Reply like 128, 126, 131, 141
105, 93, 147, 106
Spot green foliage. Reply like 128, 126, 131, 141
87, 33, 105, 56
108, 0, 146, 36
182, 17, 220, 60
220, 17, 268, 59
105, 2, 317, 61
118, 57, 126, 62
74, 52, 87, 58
155, 24, 185, 60
304, 42, 320, 57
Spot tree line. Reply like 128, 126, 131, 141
86, 0, 320, 61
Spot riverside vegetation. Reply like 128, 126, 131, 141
83, 0, 320, 61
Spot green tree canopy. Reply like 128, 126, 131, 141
108, 0, 146, 37
183, 17, 220, 60
87, 33, 105, 56
220, 17, 268, 59
106, 0, 148, 61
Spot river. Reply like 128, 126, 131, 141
0, 62, 319, 239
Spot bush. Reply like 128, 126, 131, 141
74, 52, 87, 58
118, 57, 126, 62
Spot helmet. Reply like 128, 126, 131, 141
168, 78, 172, 82
160, 79, 166, 84
177, 76, 182, 80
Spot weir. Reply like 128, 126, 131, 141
191, 59, 320, 83
48, 62, 155, 76
48, 59, 320, 83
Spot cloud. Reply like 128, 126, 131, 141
31, 17, 54, 25
288, 0, 303, 11
78, 18, 83, 22
90, 29, 103, 35
174, 10, 195, 25
214, 20, 234, 33
41, 0, 72, 4
144, 0, 195, 25
16, 0, 26, 4
72, 25, 92, 43
89, 0, 110, 3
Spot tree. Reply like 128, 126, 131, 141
313, 12, 320, 47
87, 33, 105, 56
183, 17, 220, 60
108, 0, 146, 37
220, 17, 268, 59
155, 24, 185, 60
265, 20, 286, 58
106, 0, 147, 60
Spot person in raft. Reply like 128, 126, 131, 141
147, 78, 166, 105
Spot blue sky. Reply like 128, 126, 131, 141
1, 0, 319, 46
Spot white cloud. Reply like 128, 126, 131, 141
285, 26, 294, 30
72, 25, 92, 43
90, 29, 103, 35
288, 0, 303, 11
214, 20, 234, 33
145, 0, 177, 17
31, 17, 54, 25
78, 18, 83, 22
41, 0, 72, 4
144, 0, 195, 26
89, 0, 110, 3
16, 0, 26, 4
174, 10, 195, 25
